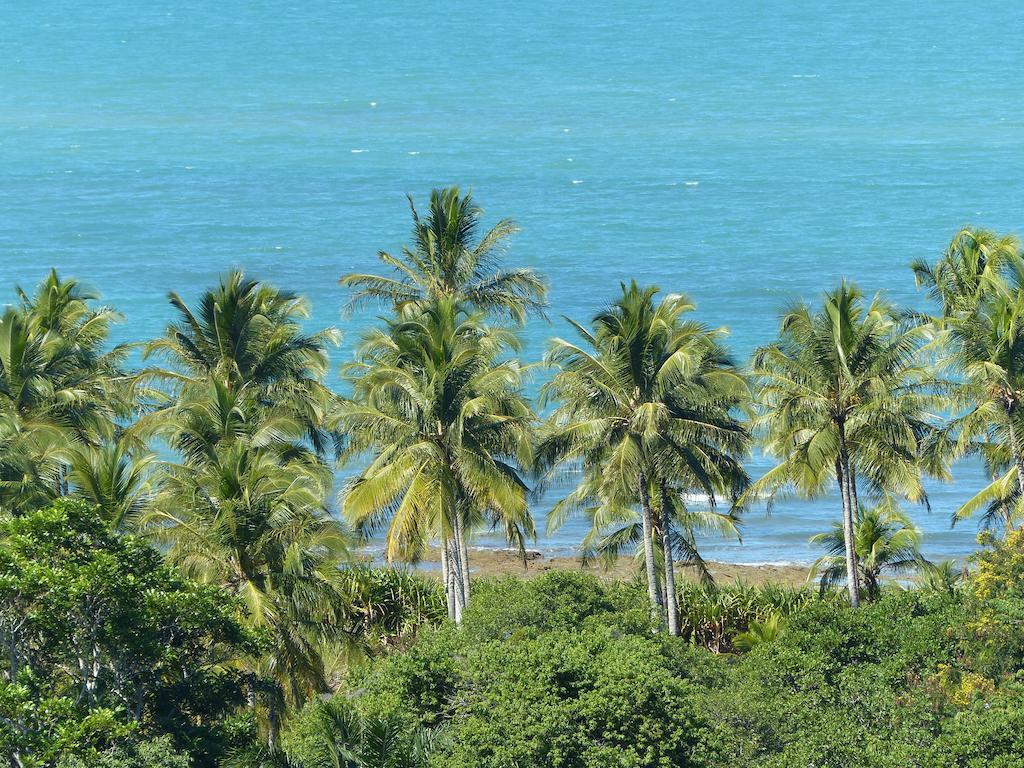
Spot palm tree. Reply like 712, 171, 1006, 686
141, 272, 348, 748
918, 559, 964, 595
810, 500, 928, 600
911, 227, 1021, 318
284, 698, 440, 768
340, 187, 548, 324
146, 382, 350, 748
733, 613, 784, 652
538, 282, 751, 631
750, 282, 941, 608
570, 476, 744, 635
143, 269, 342, 457
912, 229, 1024, 530
338, 298, 535, 624
0, 271, 130, 513
942, 291, 1024, 525
63, 441, 155, 529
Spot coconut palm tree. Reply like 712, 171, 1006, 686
938, 290, 1024, 527
340, 187, 547, 324
338, 298, 535, 624
810, 500, 928, 600
0, 272, 131, 513
749, 282, 941, 608
538, 282, 751, 630
63, 441, 156, 530
141, 272, 349, 747
918, 559, 964, 595
146, 381, 350, 749
143, 269, 342, 457
912, 229, 1024, 530
911, 227, 1021, 318
570, 475, 744, 635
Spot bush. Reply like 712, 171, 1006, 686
0, 500, 254, 767
318, 560, 1024, 768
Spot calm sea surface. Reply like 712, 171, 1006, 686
3, 1, 1024, 563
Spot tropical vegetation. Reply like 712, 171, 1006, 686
2, 193, 1024, 766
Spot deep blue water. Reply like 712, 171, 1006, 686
3, 1, 1023, 563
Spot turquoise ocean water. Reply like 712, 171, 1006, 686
3, 1, 1024, 564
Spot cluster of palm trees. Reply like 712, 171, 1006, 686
2, 188, 1021, 657
339, 200, 1024, 629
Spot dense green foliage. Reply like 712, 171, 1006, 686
0, 500, 253, 767
284, 564, 1024, 768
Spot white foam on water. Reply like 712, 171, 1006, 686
563, 128, 570, 133
351, 149, 368, 153
730, 560, 808, 567
684, 180, 699, 186
369, 101, 377, 107
407, 151, 420, 155
571, 179, 584, 184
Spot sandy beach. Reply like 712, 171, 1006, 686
417, 546, 812, 586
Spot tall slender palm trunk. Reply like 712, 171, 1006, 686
659, 480, 680, 636
446, 511, 468, 624
441, 544, 456, 621
459, 522, 472, 603
836, 424, 861, 608
1007, 412, 1024, 499
638, 474, 664, 623
267, 690, 280, 752
447, 537, 465, 624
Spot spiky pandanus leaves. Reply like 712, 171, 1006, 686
538, 281, 751, 631
810, 499, 929, 601
749, 282, 943, 607
340, 187, 547, 324
339, 298, 535, 623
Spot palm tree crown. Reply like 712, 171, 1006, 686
340, 187, 548, 324
0, 271, 131, 513
810, 500, 928, 600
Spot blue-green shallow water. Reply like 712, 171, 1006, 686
3, 1, 1023, 564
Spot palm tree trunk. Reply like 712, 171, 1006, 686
659, 481, 680, 636
267, 690, 279, 752
441, 543, 456, 621
1007, 414, 1024, 498
638, 474, 664, 623
836, 424, 861, 608
459, 521, 472, 604
447, 532, 466, 624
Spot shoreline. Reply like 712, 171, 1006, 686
411, 546, 812, 586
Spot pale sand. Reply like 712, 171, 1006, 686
418, 546, 811, 587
